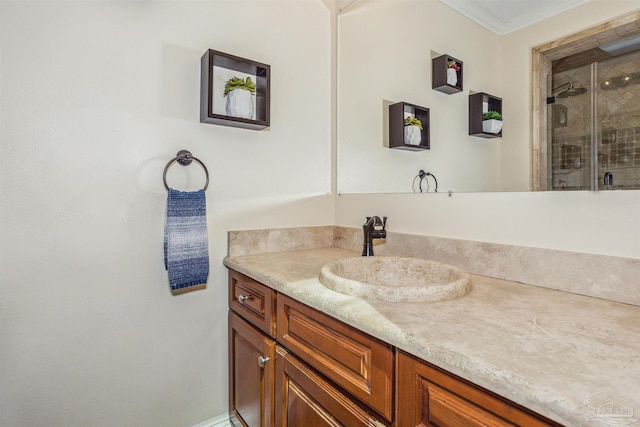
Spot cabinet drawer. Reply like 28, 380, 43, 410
275, 346, 387, 427
277, 295, 394, 421
229, 270, 276, 338
396, 351, 560, 427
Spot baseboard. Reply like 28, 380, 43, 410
191, 413, 232, 427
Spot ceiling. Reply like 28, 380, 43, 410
439, 0, 592, 35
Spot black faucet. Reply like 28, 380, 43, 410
362, 216, 387, 256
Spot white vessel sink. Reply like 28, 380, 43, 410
319, 257, 472, 303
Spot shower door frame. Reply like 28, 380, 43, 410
589, 62, 598, 191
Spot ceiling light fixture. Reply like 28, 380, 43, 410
600, 72, 640, 90
600, 33, 640, 56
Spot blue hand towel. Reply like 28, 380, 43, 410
164, 188, 209, 291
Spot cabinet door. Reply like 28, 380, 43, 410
275, 346, 386, 427
229, 311, 276, 427
396, 351, 559, 427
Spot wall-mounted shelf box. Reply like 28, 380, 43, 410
389, 102, 430, 151
469, 92, 502, 138
432, 54, 463, 94
200, 49, 270, 130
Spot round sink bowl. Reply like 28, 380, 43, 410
319, 257, 472, 303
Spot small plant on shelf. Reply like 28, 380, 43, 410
446, 61, 460, 87
403, 116, 423, 145
482, 111, 502, 121
223, 76, 256, 120
482, 110, 503, 134
404, 116, 423, 130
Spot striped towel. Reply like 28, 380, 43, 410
164, 189, 209, 291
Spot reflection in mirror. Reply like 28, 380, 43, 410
547, 48, 640, 190
337, 0, 640, 194
337, 0, 503, 194
533, 12, 640, 191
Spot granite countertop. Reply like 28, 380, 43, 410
224, 247, 640, 426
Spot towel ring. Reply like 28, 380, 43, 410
163, 150, 209, 191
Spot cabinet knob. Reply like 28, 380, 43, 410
237, 294, 254, 304
257, 356, 270, 368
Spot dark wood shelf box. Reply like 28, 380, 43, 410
389, 102, 430, 151
432, 54, 463, 94
469, 92, 502, 138
200, 49, 270, 130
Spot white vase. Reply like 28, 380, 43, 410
482, 119, 503, 134
404, 125, 422, 145
447, 68, 458, 86
225, 89, 254, 119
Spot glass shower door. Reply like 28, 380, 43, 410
549, 48, 640, 191
549, 63, 593, 191
597, 48, 640, 190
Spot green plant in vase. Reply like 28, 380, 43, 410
482, 110, 503, 134
404, 116, 423, 145
224, 76, 256, 119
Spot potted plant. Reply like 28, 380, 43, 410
482, 110, 503, 134
404, 116, 423, 145
224, 76, 256, 119
447, 60, 460, 86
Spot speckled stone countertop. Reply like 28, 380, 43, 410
224, 248, 640, 426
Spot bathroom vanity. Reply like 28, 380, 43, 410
227, 267, 558, 426
223, 240, 640, 426
229, 269, 393, 426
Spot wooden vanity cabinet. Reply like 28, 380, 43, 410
229, 270, 389, 427
396, 351, 560, 427
229, 269, 558, 427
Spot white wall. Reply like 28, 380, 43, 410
0, 1, 333, 426
336, 0, 640, 260
335, 190, 640, 258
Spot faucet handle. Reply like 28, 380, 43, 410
381, 216, 387, 230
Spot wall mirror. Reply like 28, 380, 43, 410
336, 0, 640, 194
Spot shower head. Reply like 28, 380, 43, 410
556, 81, 588, 98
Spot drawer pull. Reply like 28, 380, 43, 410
258, 356, 270, 368
237, 294, 254, 304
